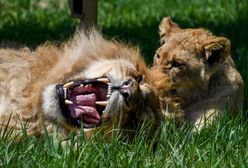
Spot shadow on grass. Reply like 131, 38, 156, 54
0, 19, 77, 48
1, 14, 247, 63
102, 22, 160, 64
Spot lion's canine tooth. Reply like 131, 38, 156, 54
97, 78, 110, 83
65, 99, 73, 105
63, 82, 74, 89
95, 101, 108, 106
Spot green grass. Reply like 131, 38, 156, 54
0, 0, 248, 167
1, 115, 248, 167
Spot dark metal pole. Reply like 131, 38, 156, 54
68, 0, 98, 26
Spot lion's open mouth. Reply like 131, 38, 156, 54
56, 77, 112, 128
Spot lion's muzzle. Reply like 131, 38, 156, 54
111, 78, 135, 106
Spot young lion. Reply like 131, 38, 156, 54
0, 29, 171, 140
152, 17, 244, 129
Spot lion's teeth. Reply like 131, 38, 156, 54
97, 78, 110, 84
63, 82, 74, 89
95, 101, 108, 106
107, 83, 112, 99
108, 85, 111, 91
65, 99, 73, 105
85, 84, 92, 88
63, 88, 67, 99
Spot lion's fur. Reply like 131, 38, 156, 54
152, 17, 244, 129
0, 29, 170, 139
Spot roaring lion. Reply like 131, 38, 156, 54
0, 29, 171, 140
152, 17, 244, 129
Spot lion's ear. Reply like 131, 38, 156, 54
202, 37, 231, 66
159, 17, 181, 44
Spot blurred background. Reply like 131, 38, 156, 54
0, 0, 247, 102
0, 0, 247, 61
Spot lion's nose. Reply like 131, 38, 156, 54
111, 78, 134, 101
119, 79, 134, 99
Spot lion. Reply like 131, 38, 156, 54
152, 17, 244, 129
0, 29, 171, 140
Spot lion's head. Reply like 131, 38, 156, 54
37, 30, 164, 138
152, 17, 232, 102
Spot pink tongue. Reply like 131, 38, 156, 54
68, 93, 100, 124
69, 94, 96, 106
69, 105, 100, 124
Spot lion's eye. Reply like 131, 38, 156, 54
155, 53, 160, 61
160, 40, 165, 45
153, 53, 161, 64
171, 61, 184, 68
135, 75, 143, 83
